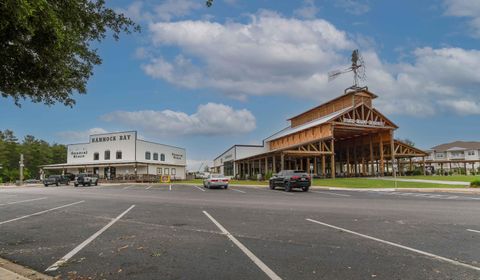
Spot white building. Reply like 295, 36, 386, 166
42, 131, 186, 180
425, 141, 480, 174
213, 145, 268, 176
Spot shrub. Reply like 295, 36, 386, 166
265, 171, 273, 180
470, 179, 480, 188
412, 169, 422, 176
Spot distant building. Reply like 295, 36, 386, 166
426, 141, 480, 174
42, 131, 186, 180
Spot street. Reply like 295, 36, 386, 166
1, 184, 479, 279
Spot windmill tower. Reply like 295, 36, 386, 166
328, 49, 367, 94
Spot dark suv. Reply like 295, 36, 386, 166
43, 175, 70, 187
269, 170, 311, 192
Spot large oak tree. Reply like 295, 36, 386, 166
0, 0, 139, 106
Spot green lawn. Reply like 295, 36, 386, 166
312, 178, 465, 188
400, 175, 480, 182
175, 178, 466, 188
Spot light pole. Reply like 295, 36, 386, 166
19, 154, 24, 185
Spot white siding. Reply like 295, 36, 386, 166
135, 140, 186, 166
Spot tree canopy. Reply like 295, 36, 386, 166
0, 130, 67, 182
0, 0, 139, 106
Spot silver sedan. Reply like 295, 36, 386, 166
203, 174, 229, 189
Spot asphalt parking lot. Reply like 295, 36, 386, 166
1, 184, 480, 279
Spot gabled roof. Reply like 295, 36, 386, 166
431, 141, 480, 152
264, 106, 352, 142
287, 89, 378, 121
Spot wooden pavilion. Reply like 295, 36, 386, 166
233, 89, 427, 178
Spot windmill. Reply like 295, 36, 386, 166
328, 49, 367, 93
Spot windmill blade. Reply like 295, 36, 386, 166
328, 67, 352, 82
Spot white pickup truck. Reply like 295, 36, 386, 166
74, 173, 99, 187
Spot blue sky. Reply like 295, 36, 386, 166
1, 0, 480, 170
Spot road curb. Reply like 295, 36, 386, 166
0, 257, 52, 280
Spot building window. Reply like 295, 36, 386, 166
145, 151, 151, 160
164, 168, 169, 175
116, 151, 122, 159
153, 153, 158, 160
157, 168, 162, 175
160, 153, 165, 161
467, 150, 475, 156
93, 152, 99, 160
171, 168, 176, 175
104, 150, 110, 160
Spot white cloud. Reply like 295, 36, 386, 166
57, 128, 109, 143
101, 103, 256, 137
144, 10, 354, 100
335, 0, 370, 15
294, 0, 319, 19
444, 0, 480, 37
118, 0, 201, 22
140, 11, 480, 116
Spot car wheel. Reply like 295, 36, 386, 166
284, 181, 292, 192
66, 182, 69, 186
224, 185, 228, 189
56, 182, 59, 186
269, 181, 275, 190
44, 184, 48, 187
302, 186, 309, 192
74, 184, 78, 187
88, 182, 91, 187
94, 181, 98, 186
82, 183, 86, 186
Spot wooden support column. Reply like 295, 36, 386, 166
314, 157, 317, 175
353, 141, 357, 176
379, 135, 384, 176
272, 156, 276, 173
409, 158, 413, 172
369, 135, 374, 176
264, 157, 268, 175
346, 147, 351, 176
331, 139, 336, 179
321, 155, 326, 176
280, 153, 285, 171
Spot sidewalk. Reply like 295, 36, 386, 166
0, 258, 51, 280
369, 177, 470, 186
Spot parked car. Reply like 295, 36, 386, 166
74, 173, 99, 187
203, 174, 229, 189
269, 170, 311, 192
43, 175, 70, 187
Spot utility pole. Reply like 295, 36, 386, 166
19, 154, 24, 185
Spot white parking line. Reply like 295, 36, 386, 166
193, 186, 205, 192
203, 211, 282, 280
169, 184, 172, 191
46, 205, 135, 272
0, 201, 85, 225
467, 229, 480, 234
123, 185, 134, 190
306, 218, 480, 272
0, 197, 47, 206
146, 186, 152, 190
230, 188, 246, 193
310, 190, 351, 197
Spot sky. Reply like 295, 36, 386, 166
1, 0, 480, 171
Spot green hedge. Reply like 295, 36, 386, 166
470, 179, 480, 188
